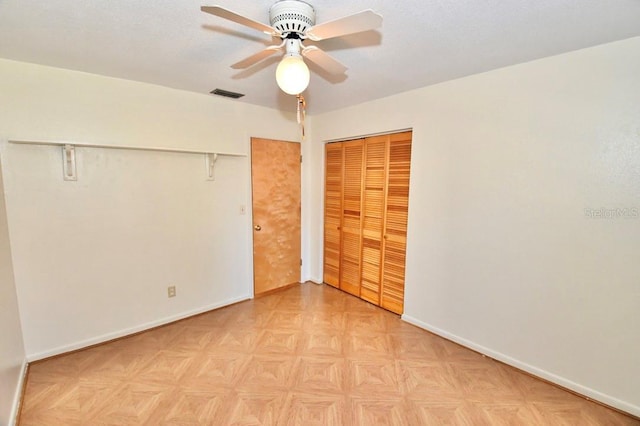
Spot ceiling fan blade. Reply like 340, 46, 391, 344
231, 45, 282, 69
305, 9, 382, 41
201, 6, 279, 36
302, 46, 347, 75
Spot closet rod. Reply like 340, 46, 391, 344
9, 139, 245, 181
8, 139, 246, 157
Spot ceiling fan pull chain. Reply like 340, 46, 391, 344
297, 94, 306, 139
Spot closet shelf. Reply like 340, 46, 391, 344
8, 139, 246, 181
8, 139, 246, 157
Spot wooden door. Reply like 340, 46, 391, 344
380, 131, 412, 314
323, 143, 343, 288
321, 131, 411, 314
360, 136, 388, 305
339, 139, 364, 296
251, 138, 301, 296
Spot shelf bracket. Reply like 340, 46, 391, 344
62, 144, 77, 181
205, 153, 218, 181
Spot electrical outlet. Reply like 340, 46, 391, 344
168, 286, 176, 298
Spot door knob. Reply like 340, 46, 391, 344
254, 225, 262, 231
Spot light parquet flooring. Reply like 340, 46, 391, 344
20, 283, 638, 425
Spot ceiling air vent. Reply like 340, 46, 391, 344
210, 88, 245, 99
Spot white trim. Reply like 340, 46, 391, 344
27, 295, 251, 362
401, 314, 640, 418
9, 359, 28, 426
300, 274, 323, 285
323, 127, 413, 144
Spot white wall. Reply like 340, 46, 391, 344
2, 34, 638, 418
0, 160, 26, 426
0, 59, 302, 360
310, 37, 640, 416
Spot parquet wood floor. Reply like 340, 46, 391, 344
19, 283, 638, 425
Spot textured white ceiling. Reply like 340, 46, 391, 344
0, 0, 639, 114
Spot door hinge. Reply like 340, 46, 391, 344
300, 155, 303, 163
300, 259, 303, 266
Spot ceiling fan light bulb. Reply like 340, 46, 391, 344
276, 55, 310, 95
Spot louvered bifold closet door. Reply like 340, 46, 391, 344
359, 136, 387, 305
380, 131, 412, 314
323, 143, 343, 288
339, 139, 365, 296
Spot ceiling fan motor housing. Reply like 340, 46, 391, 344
269, 0, 316, 36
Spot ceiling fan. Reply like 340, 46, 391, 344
201, 1, 383, 95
